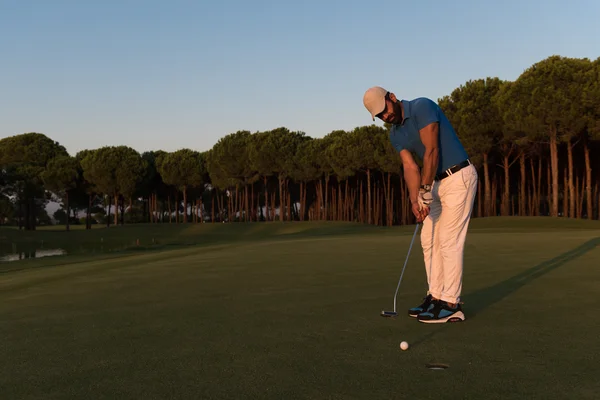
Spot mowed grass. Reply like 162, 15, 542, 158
1, 218, 600, 399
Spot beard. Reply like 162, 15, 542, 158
387, 101, 403, 124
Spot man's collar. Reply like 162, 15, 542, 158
392, 100, 410, 127
401, 100, 410, 122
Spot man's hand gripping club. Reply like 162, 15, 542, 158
411, 186, 432, 223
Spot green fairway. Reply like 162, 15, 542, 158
1, 218, 600, 399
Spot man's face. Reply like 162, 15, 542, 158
377, 96, 403, 124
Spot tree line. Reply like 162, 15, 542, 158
1, 55, 599, 230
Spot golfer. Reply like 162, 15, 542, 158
363, 86, 478, 323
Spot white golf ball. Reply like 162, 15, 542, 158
400, 341, 409, 350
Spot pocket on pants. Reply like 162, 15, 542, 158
460, 165, 477, 190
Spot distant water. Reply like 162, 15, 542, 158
0, 249, 67, 262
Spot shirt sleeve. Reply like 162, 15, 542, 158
413, 98, 440, 130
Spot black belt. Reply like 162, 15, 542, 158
435, 159, 472, 181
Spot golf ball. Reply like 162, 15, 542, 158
400, 341, 409, 350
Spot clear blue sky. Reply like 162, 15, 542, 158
1, 0, 598, 157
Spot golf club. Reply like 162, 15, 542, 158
380, 222, 421, 317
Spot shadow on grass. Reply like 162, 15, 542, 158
465, 236, 600, 317
408, 237, 600, 347
410, 326, 448, 348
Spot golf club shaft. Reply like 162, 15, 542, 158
392, 223, 420, 312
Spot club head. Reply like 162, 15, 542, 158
380, 310, 398, 318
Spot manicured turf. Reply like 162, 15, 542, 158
1, 218, 599, 399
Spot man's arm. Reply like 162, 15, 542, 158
399, 150, 421, 205
418, 122, 440, 186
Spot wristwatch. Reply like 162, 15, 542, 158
420, 184, 431, 191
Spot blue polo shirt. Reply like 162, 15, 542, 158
389, 97, 468, 175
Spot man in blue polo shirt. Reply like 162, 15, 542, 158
363, 86, 478, 323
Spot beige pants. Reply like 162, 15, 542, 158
421, 163, 478, 304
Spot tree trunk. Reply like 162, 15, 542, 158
549, 127, 559, 217
228, 189, 233, 222
301, 181, 307, 221
25, 198, 30, 230
153, 193, 158, 223
142, 196, 147, 223
547, 161, 552, 216
106, 195, 111, 227
178, 192, 183, 223
263, 177, 269, 222
568, 142, 575, 218
575, 175, 585, 219
367, 168, 372, 224
342, 182, 346, 221
217, 191, 223, 222
191, 199, 195, 223
183, 186, 188, 223
373, 183, 379, 225
287, 180, 292, 221
211, 193, 215, 222
595, 183, 600, 220
400, 176, 409, 225
227, 190, 232, 222
119, 196, 124, 225
381, 171, 388, 226
502, 155, 510, 216
114, 193, 119, 226
337, 184, 342, 221
491, 178, 497, 216
563, 168, 568, 218
305, 181, 309, 221
251, 184, 255, 222
330, 186, 335, 221
86, 194, 92, 229
157, 193, 161, 222
528, 184, 534, 217
359, 180, 364, 223
477, 176, 483, 218
483, 153, 491, 217
324, 175, 330, 221
168, 195, 172, 223
512, 196, 515, 216
315, 180, 322, 221
585, 142, 593, 219
32, 196, 37, 230
270, 192, 276, 221
278, 177, 284, 222
199, 198, 204, 222
372, 182, 377, 225
537, 158, 542, 216
520, 153, 526, 216
65, 192, 70, 231
302, 181, 306, 221
378, 184, 383, 225
17, 198, 23, 230
237, 188, 241, 221
390, 183, 395, 226
385, 172, 394, 226
244, 184, 249, 222
24, 197, 30, 230
342, 180, 347, 222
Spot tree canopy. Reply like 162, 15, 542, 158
1, 55, 599, 229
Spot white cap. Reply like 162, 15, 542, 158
363, 86, 388, 120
